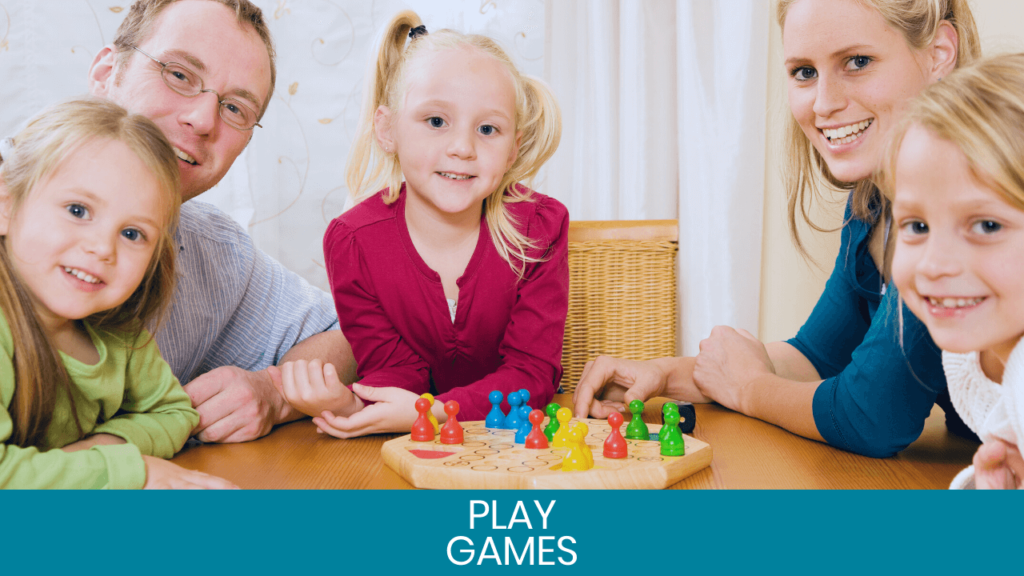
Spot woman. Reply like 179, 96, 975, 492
572, 0, 980, 458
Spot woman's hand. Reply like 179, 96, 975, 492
693, 326, 775, 414
142, 456, 239, 489
572, 357, 668, 419
312, 385, 424, 438
974, 439, 1024, 490
268, 360, 363, 419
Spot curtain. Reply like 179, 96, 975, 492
544, 0, 769, 355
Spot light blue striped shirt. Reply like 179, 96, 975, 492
158, 201, 339, 384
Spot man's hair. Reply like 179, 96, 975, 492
112, 0, 277, 120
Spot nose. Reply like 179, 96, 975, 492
84, 231, 117, 263
447, 126, 476, 160
917, 233, 963, 280
812, 73, 846, 119
179, 90, 220, 135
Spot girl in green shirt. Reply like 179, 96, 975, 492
0, 98, 235, 489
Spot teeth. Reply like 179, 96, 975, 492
439, 172, 472, 181
63, 267, 100, 284
823, 119, 873, 143
173, 146, 197, 165
926, 296, 984, 309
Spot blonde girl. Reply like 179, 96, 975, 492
887, 53, 1024, 488
271, 11, 567, 436
573, 0, 981, 458
0, 98, 235, 488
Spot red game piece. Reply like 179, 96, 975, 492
524, 409, 549, 449
412, 397, 435, 442
603, 411, 628, 459
440, 400, 464, 445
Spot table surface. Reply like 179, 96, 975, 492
171, 395, 978, 489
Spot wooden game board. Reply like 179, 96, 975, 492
381, 418, 712, 489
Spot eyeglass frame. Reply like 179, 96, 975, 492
130, 45, 264, 131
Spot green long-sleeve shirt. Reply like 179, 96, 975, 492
0, 311, 199, 489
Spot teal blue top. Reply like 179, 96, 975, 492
787, 199, 945, 458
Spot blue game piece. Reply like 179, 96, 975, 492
518, 389, 531, 408
504, 392, 523, 430
485, 391, 505, 429
514, 406, 532, 444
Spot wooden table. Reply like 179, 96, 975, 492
171, 394, 978, 489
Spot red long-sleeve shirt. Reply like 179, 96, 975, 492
323, 185, 569, 421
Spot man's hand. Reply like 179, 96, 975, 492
267, 359, 362, 419
572, 356, 670, 419
974, 439, 1024, 490
184, 365, 289, 443
312, 384, 422, 438
142, 456, 239, 489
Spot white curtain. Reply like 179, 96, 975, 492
544, 0, 769, 355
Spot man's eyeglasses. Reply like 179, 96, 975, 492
132, 45, 263, 131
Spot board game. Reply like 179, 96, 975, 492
382, 418, 712, 489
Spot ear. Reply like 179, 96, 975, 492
0, 178, 11, 236
929, 21, 959, 81
507, 130, 523, 170
88, 45, 118, 98
373, 105, 396, 154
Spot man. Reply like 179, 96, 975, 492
86, 0, 356, 442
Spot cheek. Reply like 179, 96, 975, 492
891, 247, 918, 293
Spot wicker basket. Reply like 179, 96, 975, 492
560, 221, 679, 392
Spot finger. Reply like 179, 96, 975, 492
352, 383, 392, 402
182, 372, 225, 409
323, 362, 343, 390
186, 471, 241, 490
305, 359, 327, 391
573, 360, 596, 405
313, 414, 375, 439
621, 372, 661, 405
194, 404, 247, 443
588, 399, 626, 419
317, 406, 380, 436
573, 359, 607, 418
191, 388, 237, 437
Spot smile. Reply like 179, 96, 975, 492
925, 296, 985, 309
822, 119, 873, 145
63, 266, 101, 285
438, 172, 473, 181
173, 146, 198, 166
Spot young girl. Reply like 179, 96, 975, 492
887, 53, 1024, 489
271, 11, 567, 436
0, 98, 236, 489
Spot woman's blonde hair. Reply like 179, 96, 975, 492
880, 53, 1024, 213
0, 97, 180, 448
776, 0, 981, 254
345, 10, 562, 274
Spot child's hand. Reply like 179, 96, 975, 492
142, 456, 239, 489
268, 360, 363, 419
974, 439, 1024, 490
312, 384, 425, 438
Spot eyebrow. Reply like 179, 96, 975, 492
784, 44, 872, 67
162, 49, 263, 110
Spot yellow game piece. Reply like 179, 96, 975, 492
573, 422, 594, 468
551, 407, 573, 448
421, 393, 439, 434
560, 426, 592, 471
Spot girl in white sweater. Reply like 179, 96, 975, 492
886, 53, 1024, 489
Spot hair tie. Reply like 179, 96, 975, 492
409, 25, 427, 40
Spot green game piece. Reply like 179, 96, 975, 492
624, 399, 649, 441
660, 410, 685, 456
543, 403, 560, 441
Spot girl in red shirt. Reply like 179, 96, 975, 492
271, 10, 568, 436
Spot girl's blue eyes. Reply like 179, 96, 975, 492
425, 117, 499, 135
121, 228, 146, 242
791, 66, 816, 81
972, 220, 1002, 235
67, 203, 89, 219
902, 221, 928, 235
847, 55, 871, 71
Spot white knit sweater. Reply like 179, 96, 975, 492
943, 340, 1024, 489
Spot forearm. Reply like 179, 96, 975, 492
655, 356, 706, 402
741, 373, 824, 442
